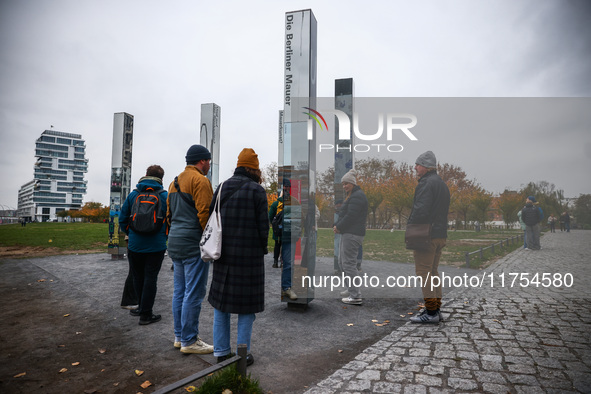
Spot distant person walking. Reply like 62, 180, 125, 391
548, 214, 557, 233
119, 165, 168, 325
334, 169, 368, 306
167, 145, 214, 354
208, 148, 269, 366
559, 212, 566, 232
407, 151, 450, 324
521, 196, 543, 250
563, 211, 571, 232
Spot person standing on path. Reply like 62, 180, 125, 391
167, 145, 214, 354
521, 196, 543, 250
334, 169, 368, 306
119, 165, 168, 325
268, 193, 283, 268
407, 151, 450, 324
208, 148, 269, 366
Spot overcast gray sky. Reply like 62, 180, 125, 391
1, 0, 590, 209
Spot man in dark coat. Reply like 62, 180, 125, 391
208, 148, 268, 366
521, 196, 543, 250
334, 169, 368, 305
407, 151, 450, 324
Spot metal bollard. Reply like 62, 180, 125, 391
237, 344, 248, 378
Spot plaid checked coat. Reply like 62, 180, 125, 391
207, 168, 269, 314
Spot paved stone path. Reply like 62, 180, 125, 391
304, 230, 591, 393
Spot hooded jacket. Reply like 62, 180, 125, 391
335, 185, 368, 236
407, 170, 450, 239
119, 177, 168, 253
166, 165, 213, 260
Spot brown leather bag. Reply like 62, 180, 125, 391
404, 224, 432, 250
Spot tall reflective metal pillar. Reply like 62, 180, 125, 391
108, 112, 133, 259
334, 78, 354, 271
282, 9, 317, 306
200, 103, 221, 190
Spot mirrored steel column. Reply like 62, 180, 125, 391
282, 9, 317, 306
334, 78, 354, 271
108, 112, 133, 258
200, 103, 221, 190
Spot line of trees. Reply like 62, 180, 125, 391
57, 202, 109, 223
261, 159, 590, 230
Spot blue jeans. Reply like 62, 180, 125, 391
281, 241, 292, 291
213, 309, 255, 357
172, 256, 209, 347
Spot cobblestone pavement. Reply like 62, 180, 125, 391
304, 230, 591, 393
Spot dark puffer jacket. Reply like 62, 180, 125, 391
407, 170, 450, 239
335, 185, 368, 236
207, 167, 269, 315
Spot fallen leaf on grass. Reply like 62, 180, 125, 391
113, 382, 120, 387
72, 362, 80, 366
38, 279, 46, 282
384, 320, 390, 323
140, 381, 152, 389
407, 312, 414, 315
59, 368, 68, 373
63, 314, 70, 317
48, 239, 52, 243
135, 369, 144, 376
185, 386, 196, 392
14, 372, 26, 378
98, 349, 106, 354
371, 319, 378, 322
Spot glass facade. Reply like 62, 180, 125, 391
17, 129, 87, 222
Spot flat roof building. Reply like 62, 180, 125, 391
17, 129, 88, 222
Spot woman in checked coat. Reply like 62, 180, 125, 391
207, 148, 269, 366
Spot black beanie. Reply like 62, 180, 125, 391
185, 145, 211, 163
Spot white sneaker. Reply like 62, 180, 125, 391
342, 296, 363, 305
180, 337, 213, 354
173, 340, 181, 349
281, 288, 298, 300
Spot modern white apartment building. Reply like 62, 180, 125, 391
17, 129, 88, 222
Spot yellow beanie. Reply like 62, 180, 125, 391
237, 148, 259, 170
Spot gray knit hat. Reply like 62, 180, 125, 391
341, 169, 357, 185
415, 151, 437, 168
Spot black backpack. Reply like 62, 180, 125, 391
271, 209, 284, 235
129, 188, 166, 234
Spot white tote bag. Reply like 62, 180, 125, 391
200, 183, 223, 262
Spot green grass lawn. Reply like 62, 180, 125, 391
2, 222, 522, 268
0, 222, 109, 251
